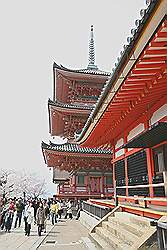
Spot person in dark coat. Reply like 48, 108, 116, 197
14, 198, 25, 228
43, 200, 50, 233
32, 199, 39, 225
36, 203, 45, 236
5, 210, 13, 232
76, 200, 83, 220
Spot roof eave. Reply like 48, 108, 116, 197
77, 0, 163, 145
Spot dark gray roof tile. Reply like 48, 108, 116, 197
53, 62, 110, 76
41, 141, 111, 155
48, 99, 93, 110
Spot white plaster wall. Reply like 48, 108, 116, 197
150, 104, 167, 125
115, 138, 124, 158
115, 149, 124, 158
115, 138, 124, 149
127, 123, 144, 141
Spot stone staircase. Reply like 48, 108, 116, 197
89, 211, 157, 249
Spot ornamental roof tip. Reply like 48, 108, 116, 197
48, 99, 93, 110
53, 61, 110, 76
41, 141, 111, 155
76, 0, 159, 142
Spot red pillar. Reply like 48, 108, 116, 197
112, 145, 116, 189
124, 133, 129, 197
145, 120, 154, 197
61, 183, 64, 194
102, 175, 105, 195
146, 148, 154, 197
71, 175, 76, 193
124, 158, 129, 197
57, 184, 60, 194
85, 174, 88, 193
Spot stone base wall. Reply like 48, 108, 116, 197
79, 211, 99, 230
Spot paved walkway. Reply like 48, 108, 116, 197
0, 218, 96, 250
0, 221, 53, 250
38, 219, 96, 250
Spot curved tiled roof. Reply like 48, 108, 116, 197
48, 99, 93, 111
76, 0, 160, 142
41, 141, 111, 155
53, 62, 110, 76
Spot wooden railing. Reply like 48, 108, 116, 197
82, 201, 111, 219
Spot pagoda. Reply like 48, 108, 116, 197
42, 26, 113, 199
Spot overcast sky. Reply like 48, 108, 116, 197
0, 0, 146, 195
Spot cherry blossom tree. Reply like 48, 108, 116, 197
0, 169, 47, 199
16, 172, 47, 199
0, 169, 15, 198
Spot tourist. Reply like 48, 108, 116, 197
50, 200, 58, 225
76, 200, 82, 220
4, 199, 15, 232
0, 200, 8, 230
4, 209, 13, 232
36, 202, 45, 236
25, 202, 34, 236
57, 200, 63, 219
23, 201, 31, 234
43, 200, 50, 233
14, 198, 25, 228
32, 199, 39, 225
66, 200, 73, 219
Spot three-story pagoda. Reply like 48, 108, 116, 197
42, 26, 113, 199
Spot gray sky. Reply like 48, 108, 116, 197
0, 0, 146, 194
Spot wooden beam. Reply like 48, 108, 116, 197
140, 56, 167, 62
144, 49, 167, 55
128, 75, 152, 79
135, 63, 165, 68
156, 32, 167, 38
149, 41, 167, 47
132, 69, 161, 74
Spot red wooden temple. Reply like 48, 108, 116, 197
42, 1, 167, 204
77, 1, 167, 205
42, 141, 112, 199
42, 25, 113, 199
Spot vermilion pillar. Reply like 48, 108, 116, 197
85, 174, 88, 193
124, 133, 129, 197
146, 148, 154, 197
124, 158, 129, 197
145, 120, 154, 197
61, 184, 64, 194
112, 145, 116, 189
102, 175, 105, 194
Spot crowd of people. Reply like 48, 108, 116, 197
0, 197, 82, 237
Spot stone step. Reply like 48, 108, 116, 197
108, 216, 144, 237
95, 227, 129, 250
114, 212, 151, 228
102, 221, 139, 246
89, 232, 111, 250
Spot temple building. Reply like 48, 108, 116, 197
77, 0, 167, 206
42, 26, 113, 199
42, 141, 112, 199
42, 1, 167, 205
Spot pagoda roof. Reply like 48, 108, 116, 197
42, 141, 111, 156
77, 1, 167, 147
48, 99, 91, 138
53, 62, 110, 77
48, 99, 93, 111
